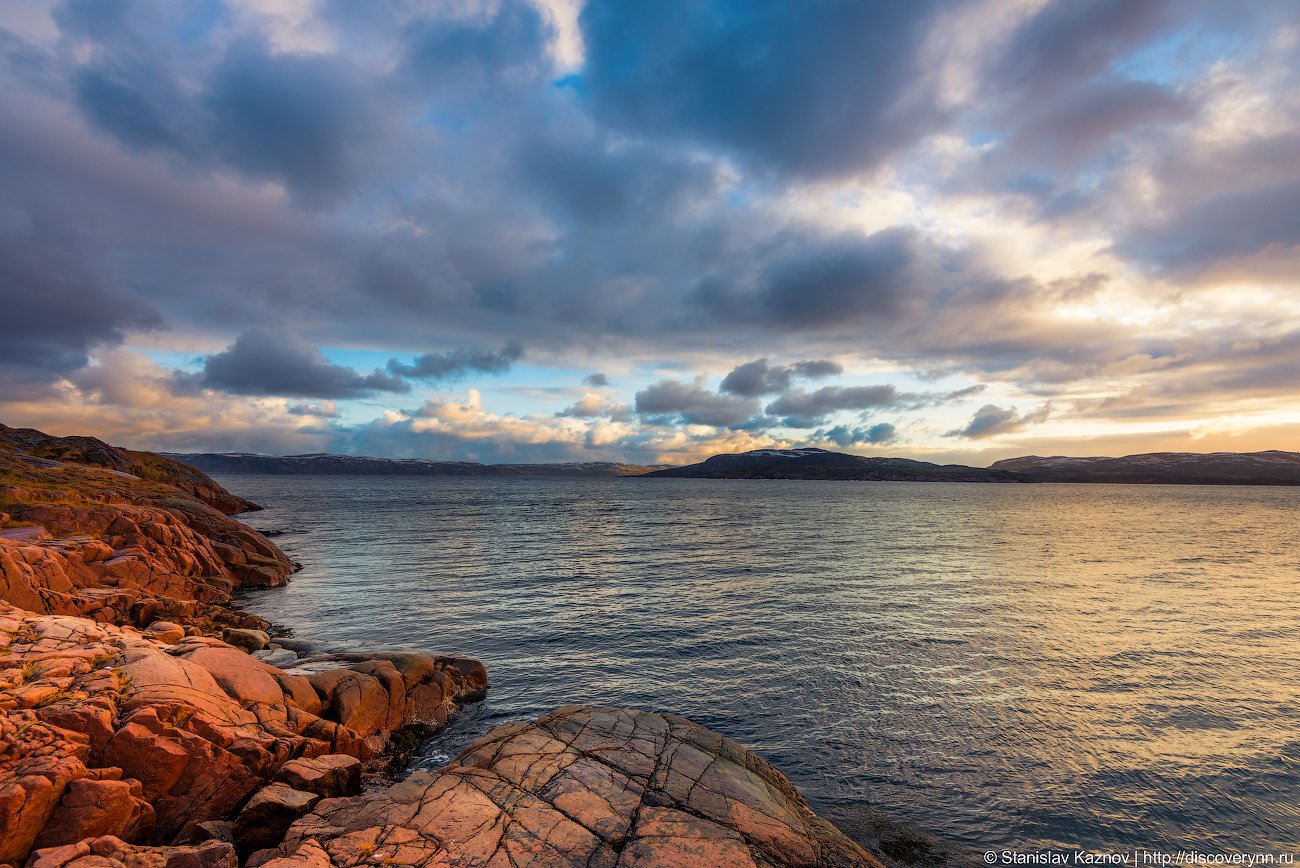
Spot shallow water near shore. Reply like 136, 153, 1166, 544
219, 475, 1300, 852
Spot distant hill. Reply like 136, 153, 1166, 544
164, 447, 1300, 486
645, 447, 1026, 482
165, 452, 664, 478
991, 451, 1300, 485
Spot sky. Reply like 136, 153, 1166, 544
1, 0, 1298, 466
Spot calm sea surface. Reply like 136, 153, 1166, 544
216, 475, 1300, 852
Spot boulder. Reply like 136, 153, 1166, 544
272, 755, 361, 799
221, 628, 269, 652
306, 670, 389, 738
31, 777, 155, 848
144, 621, 185, 644
253, 648, 298, 668
270, 638, 314, 656
232, 784, 320, 855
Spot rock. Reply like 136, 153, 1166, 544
305, 669, 389, 739
32, 777, 155, 849
232, 784, 320, 855
178, 819, 235, 845
257, 840, 331, 868
273, 755, 361, 799
221, 628, 269, 652
253, 648, 298, 668
270, 706, 881, 867
27, 835, 238, 868
0, 753, 87, 865
270, 638, 314, 656
170, 643, 286, 705
0, 612, 490, 861
144, 621, 185, 644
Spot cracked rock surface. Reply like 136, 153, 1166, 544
269, 706, 883, 867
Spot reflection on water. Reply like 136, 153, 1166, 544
221, 475, 1300, 851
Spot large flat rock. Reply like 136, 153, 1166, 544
270, 705, 882, 867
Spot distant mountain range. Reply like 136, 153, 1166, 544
991, 451, 1300, 485
164, 452, 664, 478
645, 447, 1024, 482
166, 447, 1300, 486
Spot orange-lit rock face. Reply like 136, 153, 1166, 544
0, 424, 298, 632
271, 706, 882, 868
0, 604, 488, 864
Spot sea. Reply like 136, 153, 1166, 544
212, 474, 1300, 853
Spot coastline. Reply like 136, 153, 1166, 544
0, 426, 905, 867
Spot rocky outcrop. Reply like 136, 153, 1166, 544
0, 426, 258, 515
0, 426, 489, 867
266, 706, 881, 867
0, 604, 487, 865
0, 474, 296, 633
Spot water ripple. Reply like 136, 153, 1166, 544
225, 476, 1300, 851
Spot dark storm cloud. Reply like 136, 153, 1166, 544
634, 380, 759, 428
764, 385, 900, 427
948, 404, 1053, 439
204, 47, 377, 206
0, 223, 160, 377
816, 422, 898, 447
387, 342, 523, 381
698, 227, 927, 332
73, 66, 194, 156
583, 373, 611, 387
719, 358, 843, 397
515, 132, 721, 227
60, 4, 384, 208
198, 329, 409, 398
580, 0, 947, 179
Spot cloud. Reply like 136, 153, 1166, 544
816, 422, 898, 447
948, 403, 1052, 439
0, 348, 341, 454
580, 0, 947, 178
287, 401, 340, 418
719, 358, 843, 397
1119, 179, 1300, 279
557, 393, 616, 418
0, 222, 161, 380
2, 0, 1298, 462
699, 227, 927, 332
198, 329, 410, 398
387, 342, 524, 381
764, 385, 900, 427
204, 45, 380, 206
634, 378, 759, 428
583, 373, 610, 387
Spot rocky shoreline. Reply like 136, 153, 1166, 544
1, 425, 892, 867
